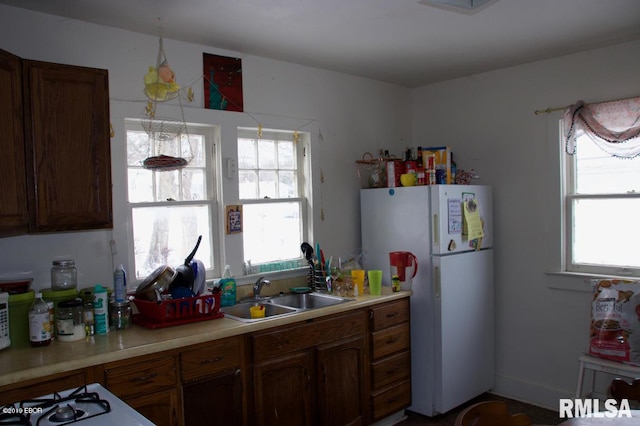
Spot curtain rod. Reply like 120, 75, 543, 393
534, 105, 568, 115
534, 94, 640, 115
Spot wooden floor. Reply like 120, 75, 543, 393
398, 393, 562, 425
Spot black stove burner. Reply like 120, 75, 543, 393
49, 405, 86, 423
3, 385, 113, 426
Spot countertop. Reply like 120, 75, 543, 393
0, 289, 410, 387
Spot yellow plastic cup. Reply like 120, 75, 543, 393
368, 270, 383, 296
351, 270, 365, 295
249, 305, 265, 319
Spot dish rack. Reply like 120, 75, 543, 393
132, 293, 223, 329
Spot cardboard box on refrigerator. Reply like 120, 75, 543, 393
423, 146, 452, 184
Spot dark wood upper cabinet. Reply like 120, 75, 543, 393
0, 49, 29, 236
0, 49, 112, 236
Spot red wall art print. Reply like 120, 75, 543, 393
203, 53, 243, 112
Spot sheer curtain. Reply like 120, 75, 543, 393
564, 96, 640, 158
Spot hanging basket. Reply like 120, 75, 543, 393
355, 152, 388, 188
141, 117, 186, 141
142, 155, 188, 171
143, 35, 181, 102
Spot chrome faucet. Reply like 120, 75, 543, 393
253, 276, 271, 299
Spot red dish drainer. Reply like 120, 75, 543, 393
132, 292, 224, 329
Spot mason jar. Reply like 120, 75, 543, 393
51, 260, 77, 291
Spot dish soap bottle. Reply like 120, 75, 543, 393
114, 264, 127, 303
29, 292, 52, 347
220, 265, 236, 307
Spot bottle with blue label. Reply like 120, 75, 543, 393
220, 265, 236, 307
114, 264, 127, 303
93, 285, 109, 334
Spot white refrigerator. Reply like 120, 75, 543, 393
360, 184, 494, 416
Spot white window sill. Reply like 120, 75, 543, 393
545, 270, 639, 292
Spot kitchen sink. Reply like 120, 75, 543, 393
221, 302, 298, 322
268, 292, 352, 310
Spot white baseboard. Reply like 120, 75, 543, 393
492, 373, 574, 412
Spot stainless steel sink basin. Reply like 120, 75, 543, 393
268, 292, 352, 310
221, 302, 298, 322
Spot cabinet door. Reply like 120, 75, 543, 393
126, 388, 180, 426
23, 60, 112, 232
253, 351, 315, 426
0, 48, 28, 236
183, 369, 243, 426
317, 336, 367, 426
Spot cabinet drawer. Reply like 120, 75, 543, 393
105, 355, 177, 399
181, 337, 241, 383
371, 323, 410, 360
252, 310, 365, 362
371, 298, 409, 331
371, 350, 410, 391
371, 379, 411, 421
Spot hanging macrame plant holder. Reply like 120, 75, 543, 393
141, 32, 193, 171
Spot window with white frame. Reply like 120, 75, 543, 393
561, 99, 640, 278
237, 128, 309, 270
126, 119, 219, 280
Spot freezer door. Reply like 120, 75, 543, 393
360, 187, 430, 287
433, 249, 494, 414
430, 185, 493, 255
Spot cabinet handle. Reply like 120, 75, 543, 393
386, 312, 399, 318
386, 337, 398, 344
200, 356, 223, 365
131, 373, 158, 383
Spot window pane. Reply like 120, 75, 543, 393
184, 134, 205, 167
258, 140, 277, 169
239, 170, 258, 199
576, 139, 640, 194
128, 168, 153, 203
278, 141, 295, 169
132, 205, 212, 279
155, 170, 180, 201
573, 198, 640, 268
238, 138, 257, 169
259, 170, 278, 198
127, 131, 150, 166
182, 169, 205, 200
279, 171, 296, 198
242, 202, 301, 264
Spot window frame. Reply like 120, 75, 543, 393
236, 127, 310, 270
561, 121, 640, 278
124, 119, 222, 279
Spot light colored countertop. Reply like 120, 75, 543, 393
0, 290, 410, 387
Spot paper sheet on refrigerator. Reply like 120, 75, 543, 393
463, 199, 484, 240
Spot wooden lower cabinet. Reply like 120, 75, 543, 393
317, 336, 367, 426
0, 370, 89, 405
251, 310, 369, 426
180, 336, 245, 426
369, 298, 412, 421
102, 354, 181, 426
126, 387, 180, 426
253, 350, 315, 426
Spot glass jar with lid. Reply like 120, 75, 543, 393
51, 260, 77, 291
55, 298, 86, 341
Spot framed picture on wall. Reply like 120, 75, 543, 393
226, 205, 243, 234
203, 53, 243, 112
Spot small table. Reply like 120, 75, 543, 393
576, 354, 640, 398
558, 411, 640, 425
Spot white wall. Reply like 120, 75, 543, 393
411, 39, 640, 409
0, 5, 410, 288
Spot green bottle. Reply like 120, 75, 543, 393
220, 265, 236, 307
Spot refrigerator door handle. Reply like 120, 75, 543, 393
434, 266, 441, 299
433, 213, 439, 247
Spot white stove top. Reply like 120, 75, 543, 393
1, 383, 154, 426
